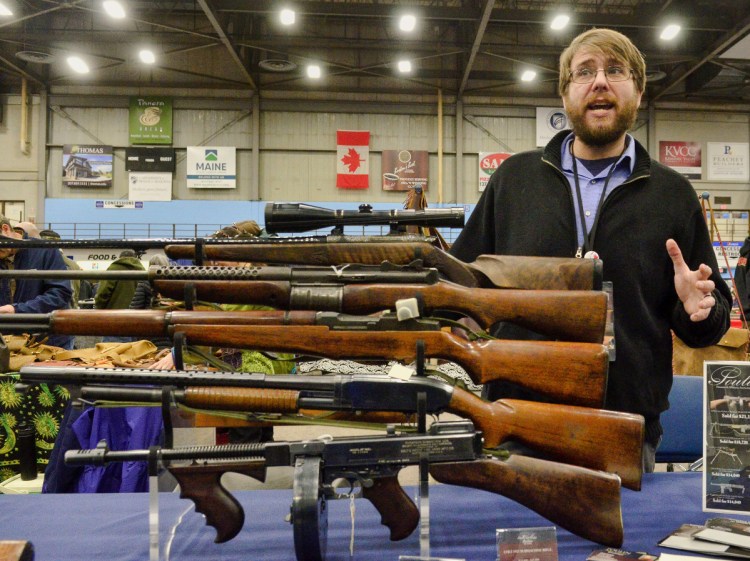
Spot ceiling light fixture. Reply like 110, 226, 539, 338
397, 60, 412, 73
521, 70, 537, 82
0, 3, 12, 16
660, 24, 681, 41
280, 8, 295, 26
307, 64, 321, 79
399, 14, 416, 32
139, 50, 155, 64
103, 0, 126, 19
550, 15, 569, 30
67, 56, 90, 74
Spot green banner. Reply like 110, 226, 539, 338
129, 96, 173, 145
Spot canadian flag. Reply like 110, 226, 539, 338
336, 130, 370, 189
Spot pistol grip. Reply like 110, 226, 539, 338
169, 461, 266, 543
361, 475, 419, 541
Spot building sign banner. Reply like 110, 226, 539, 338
704, 361, 750, 514
95, 200, 143, 209
129, 172, 173, 201
125, 147, 175, 172
186, 146, 236, 189
381, 149, 428, 191
129, 96, 173, 145
478, 152, 512, 192
659, 141, 702, 179
536, 107, 568, 147
336, 130, 370, 189
708, 142, 750, 182
62, 145, 113, 188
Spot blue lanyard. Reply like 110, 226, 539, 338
570, 144, 625, 258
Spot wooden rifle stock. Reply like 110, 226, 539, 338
150, 282, 607, 343
165, 385, 642, 489
164, 243, 602, 290
169, 324, 609, 408
429, 455, 624, 546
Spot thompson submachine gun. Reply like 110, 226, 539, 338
63, 420, 626, 553
19, 366, 645, 489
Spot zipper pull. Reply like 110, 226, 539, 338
575, 246, 583, 258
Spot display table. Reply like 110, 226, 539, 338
0, 472, 741, 561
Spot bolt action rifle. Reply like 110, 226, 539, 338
62, 420, 626, 552
0, 263, 607, 342
6, 310, 609, 407
0, 236, 603, 290
19, 366, 644, 490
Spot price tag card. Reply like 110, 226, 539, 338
496, 526, 557, 561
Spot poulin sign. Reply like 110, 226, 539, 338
129, 97, 173, 145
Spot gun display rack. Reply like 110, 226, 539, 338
4, 206, 639, 557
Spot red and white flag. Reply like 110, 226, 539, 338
336, 130, 370, 189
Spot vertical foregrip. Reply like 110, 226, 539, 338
183, 387, 301, 413
360, 476, 420, 541
429, 456, 624, 547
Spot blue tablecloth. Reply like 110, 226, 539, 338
0, 472, 744, 561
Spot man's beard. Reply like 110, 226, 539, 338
566, 96, 639, 147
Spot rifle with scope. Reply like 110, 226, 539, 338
264, 202, 465, 233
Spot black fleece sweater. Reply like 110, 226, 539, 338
451, 130, 731, 445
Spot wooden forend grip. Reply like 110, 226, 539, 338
183, 387, 300, 413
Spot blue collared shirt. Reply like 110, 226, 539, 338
561, 132, 636, 248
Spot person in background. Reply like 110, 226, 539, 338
24, 227, 85, 311
94, 249, 145, 311
0, 217, 73, 350
449, 28, 731, 472
129, 253, 171, 348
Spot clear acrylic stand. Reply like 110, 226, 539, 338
398, 352, 465, 561
147, 447, 160, 561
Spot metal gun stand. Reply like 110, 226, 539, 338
399, 341, 463, 561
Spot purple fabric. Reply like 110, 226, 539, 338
72, 406, 164, 492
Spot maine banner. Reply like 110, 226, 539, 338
186, 146, 236, 189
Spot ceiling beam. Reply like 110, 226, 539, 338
652, 15, 750, 101
457, 0, 494, 99
196, 0, 257, 90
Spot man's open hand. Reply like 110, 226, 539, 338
667, 238, 715, 322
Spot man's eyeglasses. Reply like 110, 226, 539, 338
569, 66, 633, 84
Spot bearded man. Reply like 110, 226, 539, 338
450, 28, 731, 472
